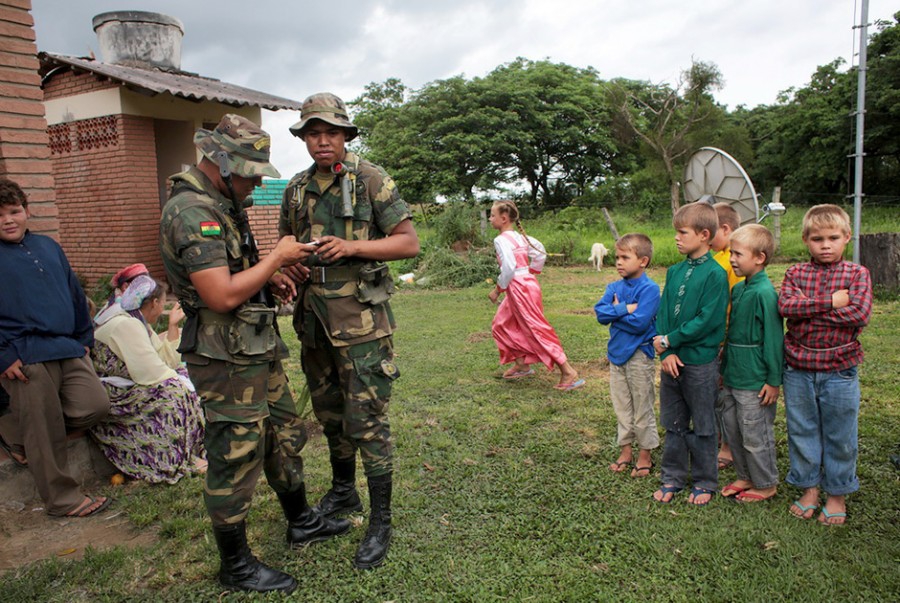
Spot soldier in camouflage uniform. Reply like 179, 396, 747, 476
159, 114, 350, 594
279, 93, 420, 569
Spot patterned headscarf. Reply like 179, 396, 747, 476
119, 275, 159, 311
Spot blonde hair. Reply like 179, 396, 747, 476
730, 224, 775, 266
673, 202, 718, 239
713, 202, 740, 232
492, 200, 542, 253
615, 233, 653, 265
802, 204, 851, 238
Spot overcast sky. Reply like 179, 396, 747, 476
31, 0, 897, 175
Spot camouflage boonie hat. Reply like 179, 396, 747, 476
289, 92, 358, 141
194, 114, 280, 178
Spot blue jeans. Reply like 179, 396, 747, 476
659, 361, 719, 492
783, 365, 860, 496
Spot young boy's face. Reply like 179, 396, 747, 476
803, 225, 850, 264
0, 203, 29, 244
615, 246, 646, 279
729, 240, 764, 278
674, 225, 708, 259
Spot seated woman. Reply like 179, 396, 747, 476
91, 275, 205, 483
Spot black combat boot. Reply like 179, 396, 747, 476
313, 457, 363, 517
277, 484, 351, 549
212, 521, 297, 594
353, 473, 392, 570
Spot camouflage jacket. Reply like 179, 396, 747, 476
160, 166, 287, 364
279, 151, 412, 347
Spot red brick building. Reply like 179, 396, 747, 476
37, 11, 299, 286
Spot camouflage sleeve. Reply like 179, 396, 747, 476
278, 182, 293, 238
169, 205, 229, 273
369, 170, 412, 236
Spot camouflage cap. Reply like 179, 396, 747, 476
194, 114, 280, 178
289, 92, 358, 141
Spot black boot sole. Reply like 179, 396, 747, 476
288, 521, 352, 549
353, 544, 390, 570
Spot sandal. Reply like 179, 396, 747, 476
631, 463, 654, 478
609, 460, 632, 473
717, 456, 733, 470
554, 378, 585, 391
0, 434, 27, 468
653, 484, 683, 504
503, 367, 535, 380
818, 508, 847, 526
64, 496, 112, 518
789, 500, 818, 520
736, 490, 777, 503
721, 482, 749, 498
688, 486, 715, 506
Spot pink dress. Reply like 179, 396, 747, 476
492, 231, 567, 369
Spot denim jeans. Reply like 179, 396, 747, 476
721, 386, 779, 488
659, 360, 719, 491
783, 365, 860, 496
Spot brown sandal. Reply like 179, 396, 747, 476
64, 496, 112, 517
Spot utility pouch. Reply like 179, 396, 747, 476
177, 306, 199, 354
227, 303, 277, 356
356, 263, 394, 305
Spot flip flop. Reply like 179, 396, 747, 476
503, 368, 535, 380
689, 486, 715, 506
0, 434, 27, 468
818, 508, 847, 526
555, 379, 585, 391
64, 496, 112, 518
609, 460, 632, 472
721, 482, 749, 498
717, 457, 734, 470
789, 500, 818, 520
631, 463, 654, 478
653, 484, 683, 504
736, 490, 777, 503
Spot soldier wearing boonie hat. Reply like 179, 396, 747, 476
159, 113, 349, 594
280, 93, 421, 570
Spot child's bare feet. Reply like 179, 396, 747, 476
653, 484, 682, 503
721, 479, 753, 498
818, 494, 847, 526
609, 445, 632, 472
717, 444, 733, 470
736, 486, 777, 503
631, 449, 654, 477
789, 487, 820, 519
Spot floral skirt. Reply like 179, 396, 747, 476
91, 341, 205, 484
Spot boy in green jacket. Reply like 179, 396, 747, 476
652, 202, 728, 505
719, 225, 783, 503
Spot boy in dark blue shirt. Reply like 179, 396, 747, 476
0, 178, 111, 517
595, 234, 661, 478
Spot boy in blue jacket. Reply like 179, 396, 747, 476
595, 234, 661, 478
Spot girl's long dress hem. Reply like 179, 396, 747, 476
492, 231, 566, 370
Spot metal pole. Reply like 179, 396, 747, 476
852, 0, 869, 263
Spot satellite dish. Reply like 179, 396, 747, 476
683, 147, 759, 225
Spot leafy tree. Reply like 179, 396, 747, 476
612, 60, 725, 214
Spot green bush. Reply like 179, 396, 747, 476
431, 202, 489, 248
414, 245, 496, 288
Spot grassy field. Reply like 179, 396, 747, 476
2, 264, 898, 602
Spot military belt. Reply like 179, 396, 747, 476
198, 308, 235, 326
309, 265, 361, 284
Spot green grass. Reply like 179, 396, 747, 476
1, 265, 898, 602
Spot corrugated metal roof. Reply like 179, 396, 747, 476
39, 52, 302, 111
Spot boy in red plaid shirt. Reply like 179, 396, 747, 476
778, 205, 872, 526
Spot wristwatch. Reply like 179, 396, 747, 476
660, 336, 669, 350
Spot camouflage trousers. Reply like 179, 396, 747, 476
301, 332, 397, 478
185, 356, 307, 526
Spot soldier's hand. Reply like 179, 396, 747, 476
314, 235, 357, 262
272, 236, 316, 265
269, 272, 297, 302
282, 263, 310, 284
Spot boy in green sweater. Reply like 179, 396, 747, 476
652, 202, 728, 505
719, 225, 783, 502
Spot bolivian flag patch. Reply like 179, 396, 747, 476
200, 221, 221, 236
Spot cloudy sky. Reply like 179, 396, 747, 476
31, 0, 897, 174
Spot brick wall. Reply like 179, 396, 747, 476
51, 113, 163, 287
42, 68, 118, 100
247, 204, 280, 255
0, 0, 57, 236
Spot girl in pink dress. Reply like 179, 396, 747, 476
487, 201, 584, 390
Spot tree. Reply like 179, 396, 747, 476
613, 60, 724, 214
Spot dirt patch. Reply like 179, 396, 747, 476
466, 331, 492, 343
0, 502, 158, 575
